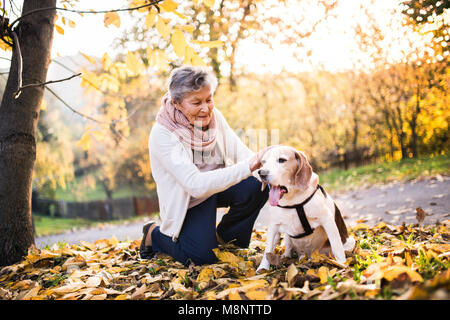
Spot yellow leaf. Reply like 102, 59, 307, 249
155, 51, 170, 71
156, 16, 171, 39
191, 40, 224, 48
351, 223, 370, 231
125, 51, 143, 76
55, 24, 64, 35
197, 268, 214, 283
101, 53, 112, 70
212, 248, 241, 266
109, 235, 119, 246
189, 47, 206, 66
203, 0, 215, 8
104, 11, 121, 28
246, 289, 268, 300
76, 131, 92, 151
383, 266, 424, 283
238, 279, 269, 291
306, 269, 317, 277
318, 266, 329, 284
177, 25, 195, 33
80, 52, 97, 65
145, 10, 157, 29
160, 0, 178, 12
114, 294, 129, 300
68, 19, 76, 28
0, 38, 12, 51
171, 29, 188, 58
405, 251, 413, 267
228, 290, 242, 300
172, 10, 188, 20
310, 250, 328, 263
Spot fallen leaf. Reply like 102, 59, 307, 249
317, 266, 329, 284
197, 268, 214, 283
85, 276, 101, 288
286, 264, 298, 287
212, 248, 241, 266
246, 289, 268, 300
416, 207, 426, 224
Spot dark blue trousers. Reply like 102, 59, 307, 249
150, 176, 269, 265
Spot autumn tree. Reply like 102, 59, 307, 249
402, 0, 450, 55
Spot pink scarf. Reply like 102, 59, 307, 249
156, 93, 217, 152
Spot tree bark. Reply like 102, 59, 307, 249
0, 0, 56, 266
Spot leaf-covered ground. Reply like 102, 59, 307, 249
1, 221, 449, 300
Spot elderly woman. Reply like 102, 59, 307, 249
140, 66, 269, 265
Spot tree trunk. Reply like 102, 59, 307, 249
409, 86, 421, 158
0, 0, 56, 266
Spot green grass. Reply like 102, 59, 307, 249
319, 153, 450, 192
33, 214, 153, 237
33, 215, 98, 236
53, 179, 150, 202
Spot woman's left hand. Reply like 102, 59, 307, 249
249, 146, 275, 172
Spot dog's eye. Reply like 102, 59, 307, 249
278, 158, 287, 163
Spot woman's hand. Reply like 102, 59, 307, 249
249, 146, 275, 172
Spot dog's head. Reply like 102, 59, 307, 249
258, 145, 314, 206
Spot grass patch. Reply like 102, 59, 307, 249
33, 214, 154, 237
319, 153, 450, 192
33, 215, 99, 237
53, 180, 150, 202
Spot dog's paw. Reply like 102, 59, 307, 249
257, 260, 270, 273
344, 236, 356, 253
281, 252, 292, 259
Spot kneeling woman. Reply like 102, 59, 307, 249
140, 66, 270, 265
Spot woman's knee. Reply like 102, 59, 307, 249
184, 245, 218, 265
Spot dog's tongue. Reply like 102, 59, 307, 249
269, 185, 283, 206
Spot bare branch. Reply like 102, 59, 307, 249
44, 85, 111, 124
10, 29, 22, 96
44, 85, 143, 125
10, 0, 165, 28
13, 72, 81, 99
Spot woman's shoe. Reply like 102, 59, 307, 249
140, 221, 156, 259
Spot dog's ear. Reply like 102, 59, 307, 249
293, 150, 312, 190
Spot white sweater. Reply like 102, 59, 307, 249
148, 108, 255, 241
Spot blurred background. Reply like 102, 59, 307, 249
0, 0, 448, 235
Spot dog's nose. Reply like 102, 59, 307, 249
258, 169, 269, 180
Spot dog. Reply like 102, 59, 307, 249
256, 145, 355, 272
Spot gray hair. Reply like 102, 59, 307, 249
166, 66, 218, 103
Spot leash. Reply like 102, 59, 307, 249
277, 184, 327, 239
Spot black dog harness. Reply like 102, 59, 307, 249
277, 184, 327, 239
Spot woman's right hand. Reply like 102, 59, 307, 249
249, 146, 275, 172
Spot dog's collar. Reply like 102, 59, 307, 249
277, 184, 326, 239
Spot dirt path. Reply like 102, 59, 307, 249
35, 175, 450, 248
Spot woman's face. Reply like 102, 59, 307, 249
173, 85, 214, 128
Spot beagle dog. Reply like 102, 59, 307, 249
256, 145, 355, 272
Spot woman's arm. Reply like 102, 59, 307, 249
149, 124, 252, 199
